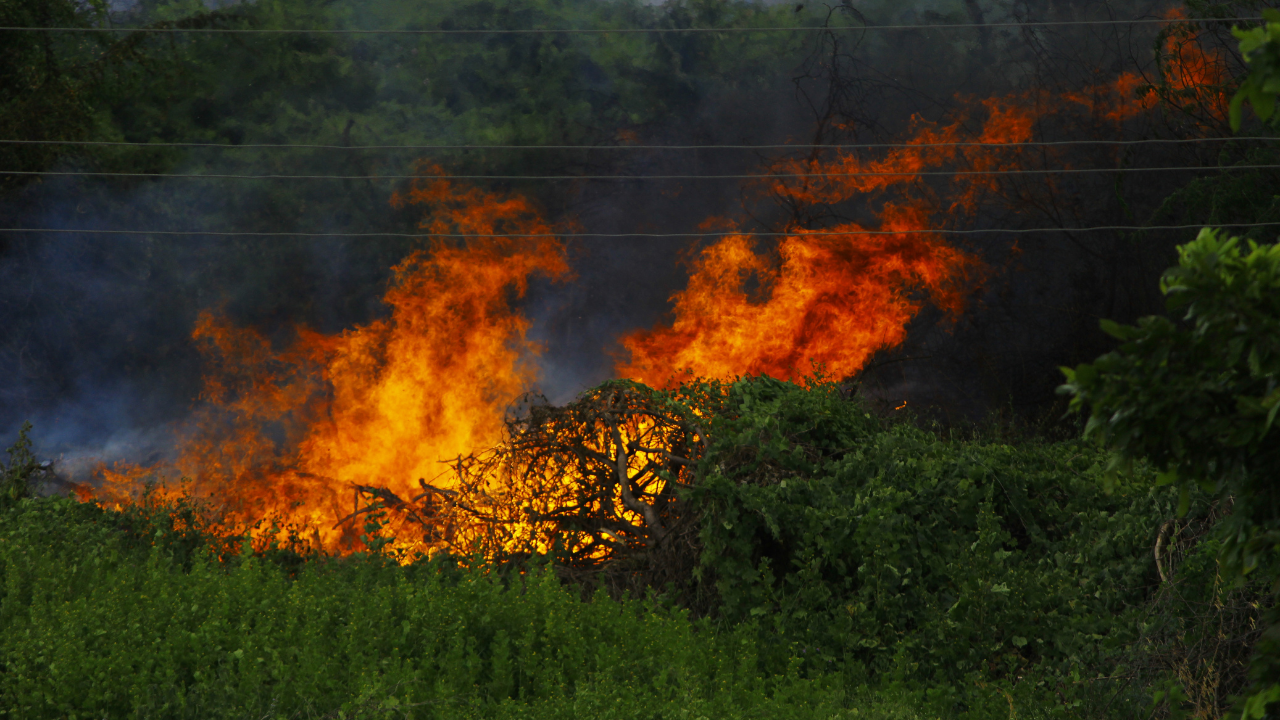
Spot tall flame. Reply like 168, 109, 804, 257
616, 225, 980, 387
97, 171, 569, 553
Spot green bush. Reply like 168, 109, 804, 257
1062, 228, 1280, 717
689, 376, 1180, 716
2, 423, 50, 511
0, 492, 912, 720
6, 372, 1252, 719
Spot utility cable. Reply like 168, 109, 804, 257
2, 138, 1277, 151
6, 223, 1278, 238
6, 165, 1280, 181
0, 17, 1263, 34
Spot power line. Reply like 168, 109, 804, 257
7, 165, 1279, 181
5, 223, 1277, 238
2, 137, 1277, 151
0, 17, 1263, 34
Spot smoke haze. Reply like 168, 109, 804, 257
0, 0, 1252, 482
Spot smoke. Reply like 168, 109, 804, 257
0, 0, 1248, 481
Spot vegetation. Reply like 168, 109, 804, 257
1, 229, 1274, 717
3, 0, 1280, 718
1063, 229, 1280, 717
0, 493, 874, 720
0, 371, 1251, 719
1061, 17, 1280, 712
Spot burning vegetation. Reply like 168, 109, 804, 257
9, 2, 1280, 716
618, 12, 1231, 389
76, 12, 1239, 572
93, 172, 572, 556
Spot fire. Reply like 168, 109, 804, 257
616, 224, 980, 387
80, 13, 1234, 557
93, 171, 570, 555
446, 381, 709, 567
617, 15, 1228, 387
1151, 7, 1233, 125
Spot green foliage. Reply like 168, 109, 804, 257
19, 0, 811, 229
0, 376, 1253, 719
0, 0, 243, 190
1061, 228, 1280, 716
1061, 229, 1280, 574
1152, 8, 1280, 248
1231, 9, 1280, 130
0, 493, 906, 720
0, 0, 111, 188
1137, 509, 1264, 720
688, 376, 1173, 716
1, 422, 46, 510
1151, 144, 1280, 241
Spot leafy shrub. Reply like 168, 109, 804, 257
690, 376, 1180, 716
1062, 228, 1280, 717
6, 365, 1254, 719
1, 423, 54, 511
0, 491, 907, 720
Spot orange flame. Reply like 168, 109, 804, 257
616, 225, 980, 387
616, 20, 1229, 387
91, 172, 569, 555
1151, 7, 1232, 124
81, 16, 1234, 555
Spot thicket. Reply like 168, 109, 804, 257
1, 495, 889, 720
1061, 19, 1280, 714
9, 221, 1278, 717
3, 372, 1253, 719
1063, 227, 1280, 718
433, 372, 1260, 717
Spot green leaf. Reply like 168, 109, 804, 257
1231, 89, 1248, 132
1256, 88, 1278, 121
1242, 682, 1280, 719
1099, 318, 1132, 340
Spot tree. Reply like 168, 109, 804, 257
1066, 16, 1280, 713
1230, 8, 1280, 130
0, 0, 235, 192
0, 0, 111, 191
1061, 228, 1280, 717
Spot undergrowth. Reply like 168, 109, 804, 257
0, 376, 1263, 719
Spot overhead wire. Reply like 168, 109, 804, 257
3, 15, 1269, 239
1, 137, 1277, 150
6, 165, 1280, 181
0, 17, 1264, 34
4, 15, 1267, 176
6, 224, 1279, 238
